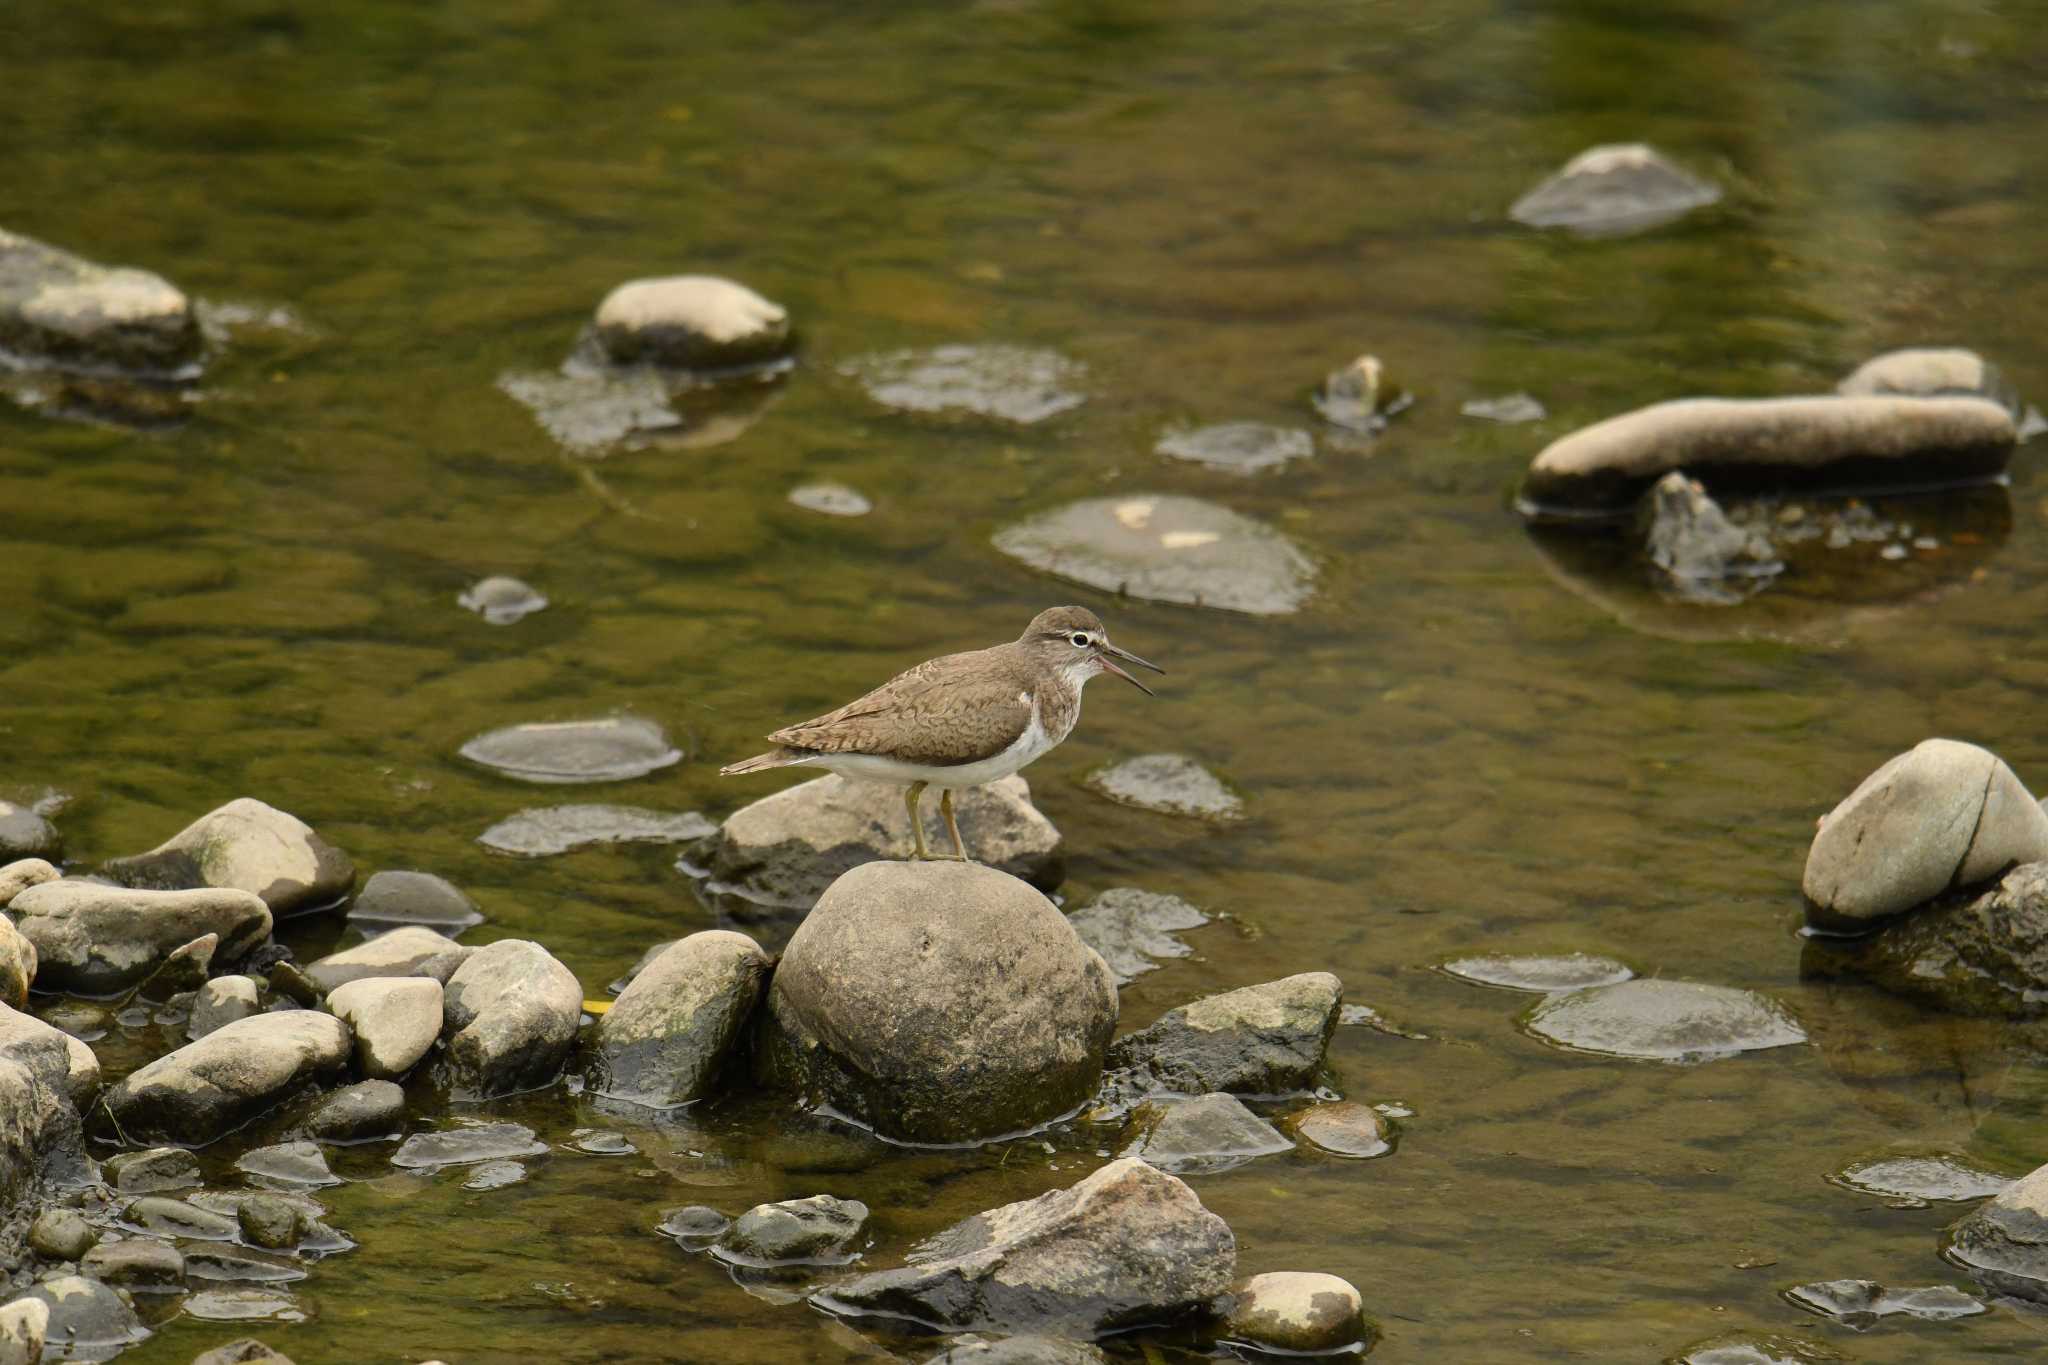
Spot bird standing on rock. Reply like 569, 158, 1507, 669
720, 606, 1162, 861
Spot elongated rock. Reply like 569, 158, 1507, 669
818, 1158, 1234, 1335
104, 1011, 351, 1145
588, 931, 769, 1108
9, 881, 271, 994
103, 798, 354, 914
305, 925, 473, 993
1520, 396, 2016, 514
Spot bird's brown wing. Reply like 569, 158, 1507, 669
767, 648, 1034, 767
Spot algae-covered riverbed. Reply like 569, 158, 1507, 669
6, 0, 2048, 1360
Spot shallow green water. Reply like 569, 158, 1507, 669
6, 0, 2048, 1360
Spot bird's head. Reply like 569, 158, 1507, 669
1020, 606, 1163, 695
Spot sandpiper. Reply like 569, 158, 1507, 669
720, 606, 1162, 861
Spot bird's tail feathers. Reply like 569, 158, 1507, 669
719, 748, 808, 777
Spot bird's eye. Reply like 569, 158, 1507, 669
1070, 632, 1091, 647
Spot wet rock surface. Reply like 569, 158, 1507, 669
1641, 472, 1783, 603
82, 1236, 185, 1291
1946, 1160, 2048, 1302
457, 575, 548, 624
920, 1338, 1108, 1365
1085, 754, 1243, 822
104, 1010, 352, 1145
478, 804, 716, 857
1220, 1271, 1367, 1354
1461, 392, 1546, 424
103, 797, 355, 915
459, 716, 682, 784
0, 227, 202, 376
712, 1194, 868, 1267
328, 976, 444, 1079
305, 925, 473, 993
105, 1146, 200, 1194
439, 939, 582, 1097
1286, 1100, 1393, 1159
123, 1195, 238, 1240
346, 871, 483, 934
707, 774, 1062, 910
993, 495, 1316, 616
759, 861, 1117, 1144
1830, 1154, 2010, 1204
658, 1204, 732, 1249
237, 1139, 338, 1187
308, 1079, 407, 1142
1823, 861, 2048, 1016
10, 880, 271, 994
1119, 1093, 1292, 1174
787, 483, 872, 517
1067, 888, 1207, 985
1803, 740, 2048, 930
819, 1158, 1234, 1335
1312, 353, 1408, 436
590, 930, 769, 1108
1439, 952, 1634, 993
1522, 979, 1806, 1063
1155, 422, 1313, 473
594, 275, 792, 371
390, 1120, 547, 1170
1670, 1333, 1842, 1364
0, 803, 60, 863
497, 366, 683, 453
843, 345, 1084, 424
1520, 395, 2017, 514
1109, 972, 1341, 1096
1509, 142, 1721, 236
12, 1273, 148, 1357
1784, 1278, 1981, 1329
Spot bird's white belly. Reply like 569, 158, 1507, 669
811, 704, 1061, 790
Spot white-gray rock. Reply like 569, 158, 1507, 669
712, 1194, 869, 1267
1803, 739, 2048, 929
440, 940, 582, 1098
759, 861, 1117, 1144
0, 856, 58, 904
304, 925, 474, 993
594, 275, 792, 371
477, 804, 716, 858
103, 1011, 351, 1145
1839, 347, 2015, 414
103, 797, 355, 915
0, 917, 32, 1011
189, 975, 262, 1040
0, 227, 201, 377
1155, 423, 1314, 474
707, 774, 1063, 910
346, 870, 483, 934
1067, 888, 1207, 985
994, 495, 1317, 616
843, 345, 1084, 424
459, 716, 682, 784
0, 1001, 99, 1103
8, 1275, 145, 1358
328, 976, 443, 1080
589, 931, 769, 1108
0, 1295, 47, 1365
1509, 143, 1721, 236
1221, 1272, 1367, 1353
457, 575, 548, 624
9, 880, 271, 995
788, 483, 872, 517
1085, 754, 1243, 822
818, 1158, 1234, 1335
1109, 973, 1343, 1096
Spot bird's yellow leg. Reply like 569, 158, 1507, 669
904, 781, 932, 860
940, 788, 970, 861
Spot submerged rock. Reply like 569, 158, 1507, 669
305, 925, 473, 993
994, 495, 1316, 616
1947, 1161, 2048, 1302
1802, 740, 2048, 930
1109, 973, 1342, 1096
1672, 1333, 1848, 1364
1286, 1100, 1393, 1159
457, 575, 548, 625
1784, 1279, 1981, 1329
459, 716, 682, 784
11, 1274, 147, 1357
1508, 143, 1721, 236
1522, 979, 1805, 1063
1831, 1154, 2010, 1204
758, 861, 1117, 1145
439, 939, 582, 1097
1312, 354, 1408, 435
1520, 396, 2017, 515
712, 1194, 869, 1267
308, 1079, 407, 1143
346, 871, 483, 934
104, 1011, 351, 1145
9, 881, 271, 994
843, 344, 1084, 424
497, 367, 682, 453
708, 774, 1062, 910
236, 1140, 338, 1188
1839, 347, 2016, 414
191, 1340, 299, 1365
1155, 423, 1314, 474
594, 275, 792, 371
920, 1338, 1108, 1365
1828, 861, 2048, 1016
1439, 952, 1634, 993
1640, 472, 1783, 603
1461, 393, 1546, 424
1085, 754, 1243, 822
788, 483, 872, 517
327, 976, 443, 1079
818, 1158, 1234, 1335
390, 1120, 546, 1170
589, 931, 769, 1108
1119, 1093, 1292, 1174
658, 1205, 732, 1249
1067, 888, 1207, 985
121, 1196, 237, 1241
0, 802, 60, 862
1220, 1272, 1368, 1354
103, 797, 355, 915
478, 804, 716, 858
0, 227, 202, 376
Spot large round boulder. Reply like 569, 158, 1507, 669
757, 861, 1117, 1144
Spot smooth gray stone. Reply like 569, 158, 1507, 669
10, 881, 271, 994
189, 976, 262, 1041
1109, 972, 1342, 1096
439, 940, 581, 1098
327, 977, 442, 1080
1221, 1271, 1368, 1353
346, 871, 482, 933
1155, 422, 1313, 474
11, 1274, 147, 1355
235, 1140, 337, 1188
104, 1146, 200, 1194
1948, 1160, 2048, 1302
307, 1079, 406, 1143
0, 803, 59, 863
103, 797, 355, 914
1085, 754, 1243, 821
390, 1121, 545, 1170
0, 856, 59, 906
1440, 953, 1634, 993
478, 804, 715, 858
1523, 979, 1805, 1063
712, 1194, 868, 1266
458, 716, 681, 784
121, 1196, 238, 1241
81, 1236, 185, 1291
1067, 888, 1207, 986
0, 1000, 100, 1103
104, 1011, 351, 1145
843, 344, 1083, 424
28, 1206, 97, 1261
1119, 1093, 1292, 1174
457, 575, 547, 625
305, 925, 473, 994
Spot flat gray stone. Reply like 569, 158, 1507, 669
122, 1196, 237, 1240
0, 856, 59, 906
236, 1140, 338, 1188
1461, 393, 1546, 424
1947, 1160, 2048, 1302
308, 1079, 406, 1143
844, 344, 1084, 424
497, 367, 681, 453
305, 925, 473, 993
459, 716, 681, 784
328, 975, 443, 1080
788, 483, 872, 517
1509, 143, 1721, 236
1785, 1279, 1982, 1328
11, 1274, 147, 1355
1085, 754, 1243, 821
81, 1237, 184, 1291
1119, 1093, 1292, 1174
1832, 1154, 2010, 1204
1155, 422, 1313, 473
346, 871, 482, 933
1523, 979, 1805, 1063
477, 804, 715, 858
589, 931, 769, 1108
1067, 888, 1207, 985
0, 803, 59, 863
1440, 953, 1635, 993
994, 495, 1316, 616
1287, 1100, 1393, 1159
103, 797, 355, 915
10, 880, 271, 994
390, 1121, 545, 1170
103, 1146, 200, 1194
189, 975, 262, 1040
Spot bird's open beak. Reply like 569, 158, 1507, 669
1097, 641, 1163, 696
